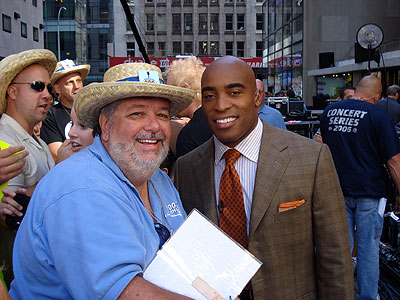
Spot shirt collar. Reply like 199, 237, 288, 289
1, 113, 43, 145
214, 118, 263, 165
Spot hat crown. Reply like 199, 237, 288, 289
103, 63, 163, 83
55, 59, 78, 72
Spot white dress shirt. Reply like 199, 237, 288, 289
214, 118, 263, 234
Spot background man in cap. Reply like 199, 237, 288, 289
10, 63, 197, 299
320, 76, 400, 300
174, 56, 353, 300
40, 59, 90, 160
0, 49, 56, 287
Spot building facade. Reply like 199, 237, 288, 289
0, 0, 44, 59
113, 0, 263, 61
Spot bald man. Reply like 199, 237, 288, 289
320, 75, 400, 300
175, 56, 353, 300
255, 79, 286, 129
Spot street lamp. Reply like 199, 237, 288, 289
57, 6, 67, 61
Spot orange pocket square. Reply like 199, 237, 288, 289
278, 199, 305, 213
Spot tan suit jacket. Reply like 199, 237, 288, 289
174, 121, 353, 300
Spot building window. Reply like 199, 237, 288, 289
146, 14, 154, 31
199, 13, 207, 32
199, 0, 207, 5
237, 0, 244, 3
226, 0, 233, 3
256, 14, 263, 31
172, 0, 181, 4
210, 14, 219, 32
159, 42, 166, 56
237, 14, 245, 31
147, 42, 154, 56
237, 41, 244, 57
184, 41, 193, 54
146, 0, 154, 3
210, 41, 219, 55
173, 42, 181, 55
184, 0, 192, 4
184, 14, 192, 32
226, 14, 233, 31
21, 22, 27, 38
127, 42, 135, 57
2, 14, 11, 33
172, 14, 181, 33
226, 41, 233, 55
158, 14, 166, 32
33, 26, 39, 42
199, 41, 207, 56
256, 41, 263, 57
32, 0, 37, 7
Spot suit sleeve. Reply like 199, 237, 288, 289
312, 144, 354, 299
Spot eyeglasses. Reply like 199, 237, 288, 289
11, 81, 53, 94
154, 222, 170, 248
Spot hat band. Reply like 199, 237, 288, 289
117, 76, 165, 84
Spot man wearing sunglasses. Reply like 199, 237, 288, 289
0, 49, 57, 287
40, 59, 90, 161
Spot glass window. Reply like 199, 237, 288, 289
226, 42, 233, 55
283, 23, 291, 48
237, 14, 244, 31
292, 42, 303, 69
276, 0, 283, 28
210, 0, 218, 4
210, 14, 218, 32
184, 41, 193, 54
32, 0, 37, 7
268, 34, 274, 54
172, 0, 181, 4
159, 42, 166, 56
226, 0, 233, 3
199, 41, 207, 56
146, 0, 154, 3
283, 46, 291, 69
283, 0, 292, 24
210, 41, 219, 55
293, 16, 302, 43
21, 22, 27, 38
268, 1, 275, 33
184, 14, 192, 32
173, 14, 181, 32
158, 14, 166, 32
199, 0, 207, 5
127, 42, 135, 57
147, 42, 154, 56
237, 41, 244, 57
146, 14, 154, 31
33, 26, 39, 42
256, 14, 263, 31
2, 14, 11, 33
256, 41, 263, 57
226, 14, 233, 31
199, 13, 207, 32
184, 0, 192, 4
276, 28, 282, 50
237, 0, 244, 3
173, 42, 181, 55
293, 0, 303, 19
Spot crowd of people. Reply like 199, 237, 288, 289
0, 48, 399, 300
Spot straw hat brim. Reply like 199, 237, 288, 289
0, 49, 57, 114
51, 64, 90, 85
74, 82, 197, 129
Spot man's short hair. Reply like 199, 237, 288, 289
339, 86, 356, 99
387, 85, 400, 97
92, 99, 123, 136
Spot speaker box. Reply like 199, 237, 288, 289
319, 52, 334, 69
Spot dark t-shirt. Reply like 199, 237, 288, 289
175, 107, 212, 159
40, 102, 71, 145
320, 99, 400, 197
377, 97, 400, 125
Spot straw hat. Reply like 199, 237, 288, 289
75, 63, 197, 129
51, 59, 90, 85
0, 49, 57, 114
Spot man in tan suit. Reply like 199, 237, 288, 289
174, 56, 353, 300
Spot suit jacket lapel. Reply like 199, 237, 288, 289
249, 122, 290, 237
192, 139, 219, 224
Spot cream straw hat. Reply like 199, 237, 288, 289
0, 49, 57, 114
75, 62, 197, 129
50, 59, 90, 85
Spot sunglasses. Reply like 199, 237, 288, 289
11, 81, 53, 94
154, 222, 171, 248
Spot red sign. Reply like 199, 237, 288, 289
109, 57, 264, 68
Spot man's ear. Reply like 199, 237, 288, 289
53, 83, 61, 94
99, 114, 110, 142
255, 89, 263, 107
6, 85, 17, 100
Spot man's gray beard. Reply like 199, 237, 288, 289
108, 132, 169, 183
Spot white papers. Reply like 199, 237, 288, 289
143, 209, 262, 300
